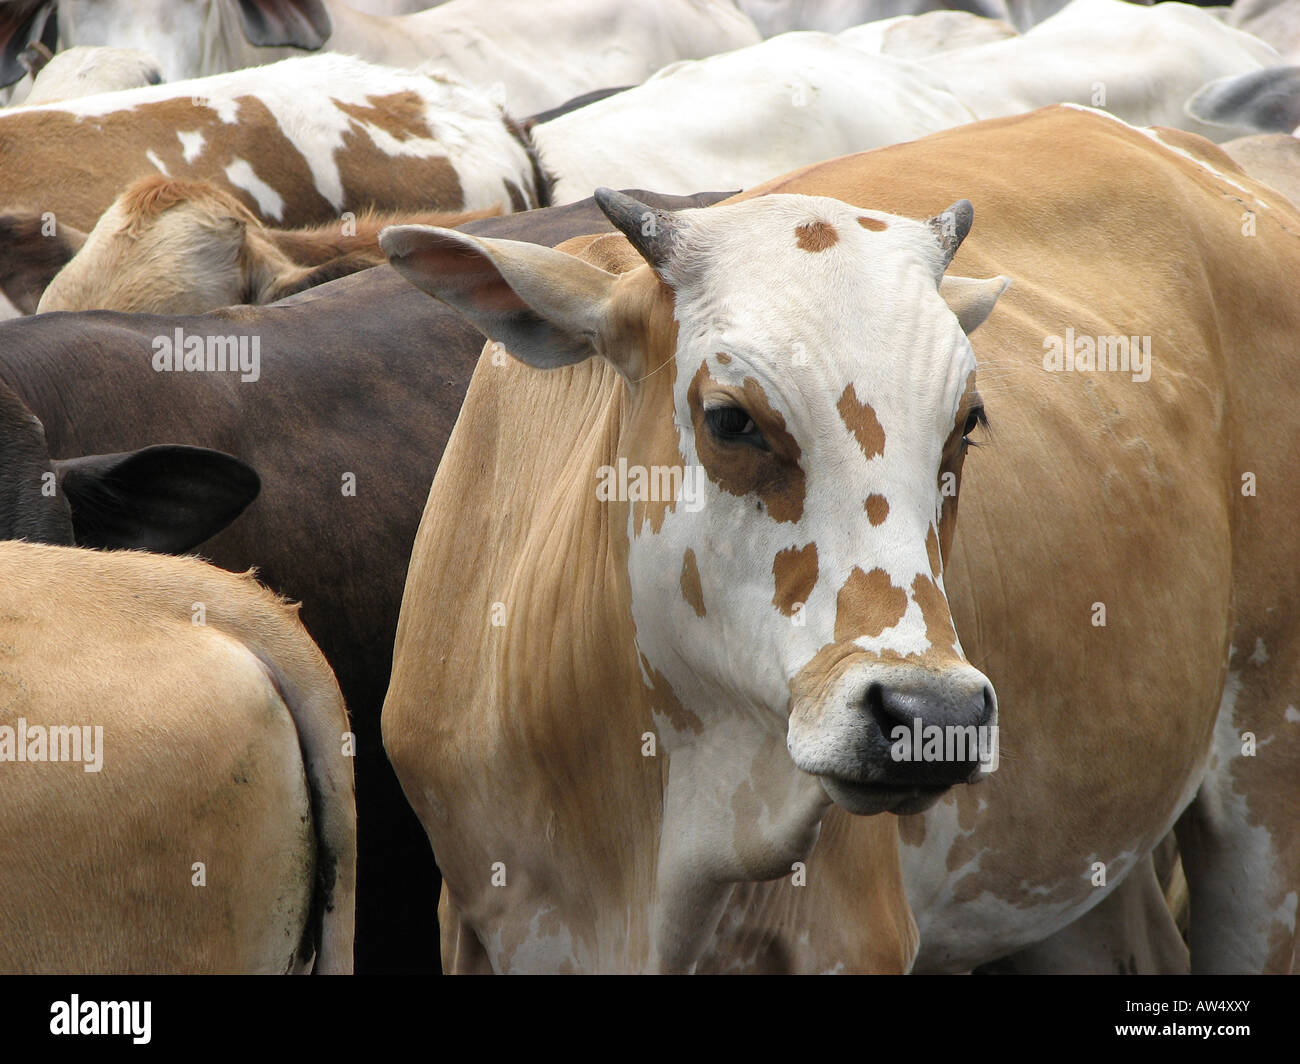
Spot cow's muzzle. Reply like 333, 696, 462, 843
787, 660, 997, 816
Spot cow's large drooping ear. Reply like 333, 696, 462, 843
0, 0, 56, 89
928, 199, 974, 274
594, 187, 682, 282
1186, 67, 1300, 134
53, 445, 261, 554
380, 224, 622, 370
235, 0, 332, 51
0, 212, 89, 315
939, 275, 1009, 335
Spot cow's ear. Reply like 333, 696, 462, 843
1186, 68, 1300, 133
381, 224, 622, 371
234, 0, 331, 50
53, 445, 260, 554
939, 275, 1009, 335
0, 0, 55, 88
0, 212, 88, 315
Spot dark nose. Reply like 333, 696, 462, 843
866, 682, 995, 731
863, 681, 996, 785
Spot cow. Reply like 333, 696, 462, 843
0, 53, 547, 234
11, 44, 161, 106
377, 105, 1300, 973
739, 0, 1013, 36
0, 541, 355, 973
17, 176, 498, 315
1185, 66, 1300, 134
0, 1, 762, 114
531, 32, 975, 204
0, 188, 733, 973
918, 0, 1280, 141
838, 10, 1017, 56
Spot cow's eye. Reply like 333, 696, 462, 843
962, 405, 988, 445
706, 405, 764, 446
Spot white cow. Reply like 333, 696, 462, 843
0, 0, 761, 114
838, 10, 1017, 56
739, 0, 1069, 35
532, 32, 975, 203
917, 0, 1280, 141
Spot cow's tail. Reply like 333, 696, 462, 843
220, 570, 358, 974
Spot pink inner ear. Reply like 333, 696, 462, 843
403, 237, 527, 313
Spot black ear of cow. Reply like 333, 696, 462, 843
234, 0, 332, 51
0, 1, 56, 89
53, 445, 261, 554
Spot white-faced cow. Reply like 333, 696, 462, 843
0, 0, 762, 114
380, 106, 1300, 973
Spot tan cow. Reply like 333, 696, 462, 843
380, 105, 1299, 973
0, 52, 546, 235
0, 542, 356, 974
24, 177, 499, 315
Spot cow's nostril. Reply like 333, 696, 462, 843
863, 682, 921, 731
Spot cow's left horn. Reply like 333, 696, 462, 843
595, 188, 680, 277
929, 199, 974, 269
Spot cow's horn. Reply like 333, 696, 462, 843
929, 199, 974, 269
595, 188, 679, 276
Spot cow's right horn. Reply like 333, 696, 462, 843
595, 188, 680, 278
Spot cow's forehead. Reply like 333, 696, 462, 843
658, 194, 974, 415
668, 194, 946, 307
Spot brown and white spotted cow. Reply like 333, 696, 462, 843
0, 52, 546, 235
380, 105, 1300, 973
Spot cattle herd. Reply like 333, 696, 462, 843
0, 0, 1297, 978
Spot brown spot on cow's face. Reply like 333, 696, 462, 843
680, 548, 706, 617
837, 383, 885, 460
715, 352, 731, 364
772, 543, 818, 617
688, 362, 805, 524
331, 92, 432, 141
640, 652, 703, 735
912, 573, 958, 656
857, 216, 887, 232
865, 494, 890, 527
795, 220, 839, 252
835, 567, 908, 643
